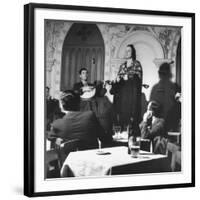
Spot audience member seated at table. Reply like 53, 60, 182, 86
46, 86, 64, 131
140, 101, 168, 154
50, 90, 112, 153
140, 101, 165, 139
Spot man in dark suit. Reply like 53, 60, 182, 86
140, 101, 168, 155
50, 90, 112, 152
140, 101, 165, 140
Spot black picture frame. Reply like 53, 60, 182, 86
24, 3, 195, 197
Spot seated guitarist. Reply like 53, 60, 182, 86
73, 68, 93, 96
73, 68, 97, 112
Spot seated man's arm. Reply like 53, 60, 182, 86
149, 120, 165, 138
140, 121, 150, 139
140, 119, 165, 140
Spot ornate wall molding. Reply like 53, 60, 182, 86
115, 31, 164, 59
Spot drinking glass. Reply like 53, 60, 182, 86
128, 136, 141, 158
113, 125, 121, 139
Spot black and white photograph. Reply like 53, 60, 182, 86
24, 3, 195, 197
45, 20, 182, 178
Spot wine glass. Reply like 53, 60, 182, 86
97, 138, 102, 152
113, 125, 121, 139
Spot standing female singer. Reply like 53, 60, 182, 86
111, 44, 143, 129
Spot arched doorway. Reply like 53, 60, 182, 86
61, 23, 105, 91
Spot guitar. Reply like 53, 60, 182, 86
80, 82, 113, 100
80, 85, 96, 99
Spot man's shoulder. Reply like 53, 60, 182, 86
70, 111, 97, 126
151, 82, 165, 92
67, 110, 95, 118
79, 110, 95, 118
152, 82, 160, 87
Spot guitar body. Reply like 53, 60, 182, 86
80, 86, 96, 100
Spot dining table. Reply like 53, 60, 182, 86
60, 146, 170, 177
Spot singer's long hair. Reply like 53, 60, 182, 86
127, 44, 136, 60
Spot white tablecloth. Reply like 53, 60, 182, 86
60, 146, 167, 177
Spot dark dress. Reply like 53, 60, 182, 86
111, 60, 143, 127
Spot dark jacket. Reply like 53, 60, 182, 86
51, 111, 112, 149
140, 117, 165, 140
140, 118, 167, 155
110, 60, 142, 126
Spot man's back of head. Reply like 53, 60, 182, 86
158, 62, 172, 80
60, 90, 79, 112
